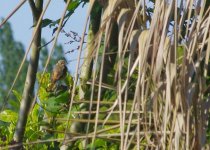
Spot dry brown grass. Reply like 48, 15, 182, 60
73, 0, 210, 149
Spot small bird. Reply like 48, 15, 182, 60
47, 60, 67, 92
51, 60, 67, 84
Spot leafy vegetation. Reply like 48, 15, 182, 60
0, 21, 28, 106
0, 0, 210, 149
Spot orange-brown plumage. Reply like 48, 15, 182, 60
51, 60, 67, 84
47, 60, 67, 91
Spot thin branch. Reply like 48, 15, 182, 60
38, 37, 55, 49
0, 0, 27, 28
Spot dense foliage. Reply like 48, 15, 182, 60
0, 21, 28, 106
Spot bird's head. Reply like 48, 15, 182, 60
58, 60, 66, 66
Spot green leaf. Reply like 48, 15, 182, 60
41, 19, 53, 28
52, 91, 70, 103
38, 86, 52, 102
86, 139, 107, 149
67, 1, 80, 11
177, 45, 185, 65
30, 104, 40, 123
31, 19, 53, 28
37, 72, 51, 88
8, 99, 19, 111
42, 91, 70, 115
12, 90, 21, 102
37, 72, 52, 101
103, 90, 117, 101
94, 139, 107, 148
65, 73, 74, 86
0, 110, 18, 123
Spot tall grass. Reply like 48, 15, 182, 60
76, 0, 210, 149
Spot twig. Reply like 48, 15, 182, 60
0, 0, 27, 28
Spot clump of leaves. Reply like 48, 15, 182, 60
36, 72, 73, 116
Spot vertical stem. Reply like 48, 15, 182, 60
13, 0, 43, 145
